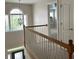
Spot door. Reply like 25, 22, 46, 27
58, 0, 74, 43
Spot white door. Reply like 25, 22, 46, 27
58, 0, 74, 43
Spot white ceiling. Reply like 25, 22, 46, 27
5, 0, 46, 4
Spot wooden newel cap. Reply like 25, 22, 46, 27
68, 40, 74, 54
69, 40, 73, 45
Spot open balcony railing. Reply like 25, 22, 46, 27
24, 24, 74, 59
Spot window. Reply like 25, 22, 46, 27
8, 54, 11, 59
10, 9, 23, 14
5, 9, 28, 32
5, 15, 9, 31
12, 50, 25, 59
15, 51, 23, 59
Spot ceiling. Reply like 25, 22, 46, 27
5, 0, 46, 4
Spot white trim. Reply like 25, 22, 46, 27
8, 46, 24, 53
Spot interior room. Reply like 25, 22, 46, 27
5, 0, 74, 59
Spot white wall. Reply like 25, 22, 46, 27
33, 0, 54, 25
33, 0, 74, 43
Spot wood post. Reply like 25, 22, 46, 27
68, 40, 74, 59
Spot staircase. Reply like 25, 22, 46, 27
23, 24, 74, 59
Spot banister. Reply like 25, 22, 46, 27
67, 40, 74, 59
25, 24, 47, 28
25, 26, 74, 59
26, 28, 69, 49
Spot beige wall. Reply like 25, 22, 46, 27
5, 3, 34, 59
5, 2, 33, 25
5, 3, 33, 59
5, 30, 24, 59
5, 2, 33, 50
5, 30, 24, 49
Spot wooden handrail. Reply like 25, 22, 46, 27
25, 26, 74, 59
25, 24, 47, 28
26, 28, 69, 49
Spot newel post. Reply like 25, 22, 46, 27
67, 40, 74, 59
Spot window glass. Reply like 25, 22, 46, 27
8, 54, 11, 59
10, 14, 23, 31
10, 9, 23, 31
5, 15, 9, 32
14, 52, 23, 59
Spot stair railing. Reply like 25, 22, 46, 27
24, 24, 74, 59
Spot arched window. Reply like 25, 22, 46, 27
10, 9, 23, 31
5, 9, 27, 32
10, 9, 23, 14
